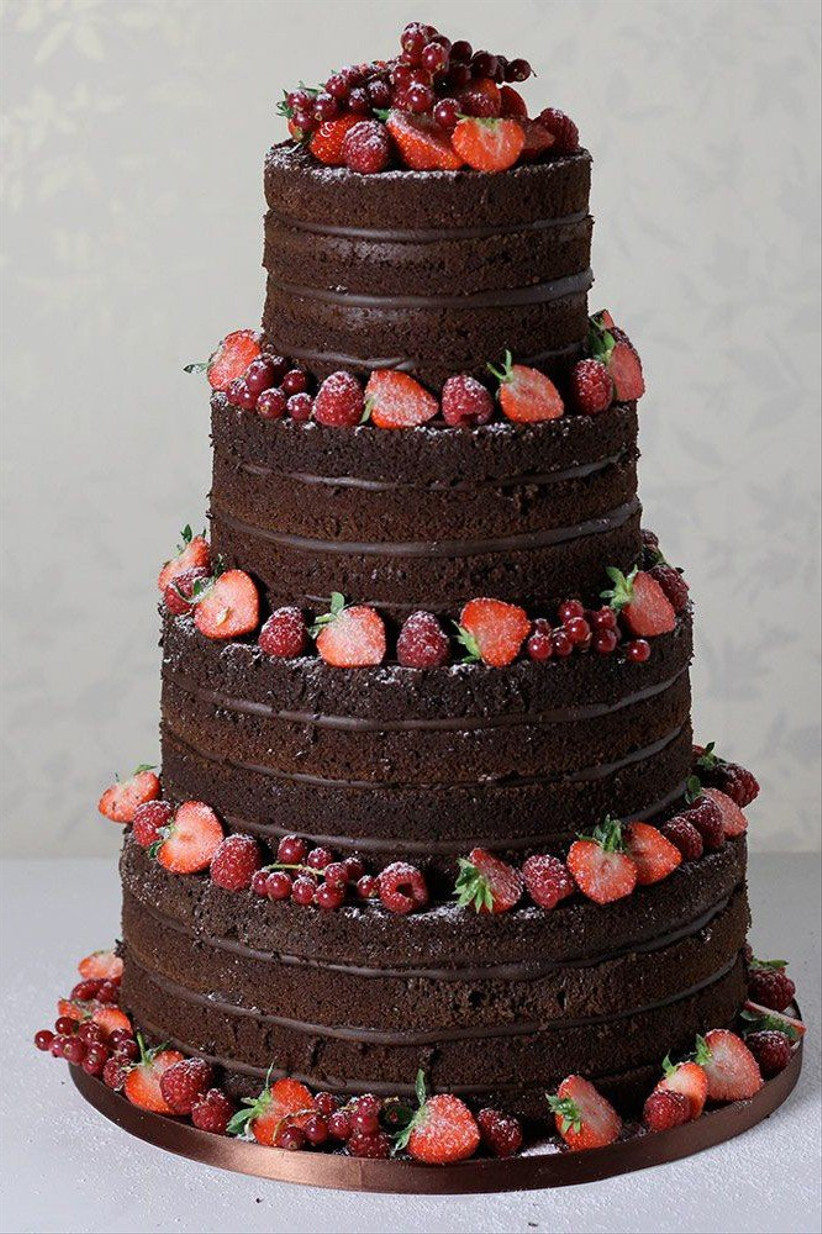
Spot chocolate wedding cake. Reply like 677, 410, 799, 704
47, 20, 800, 1167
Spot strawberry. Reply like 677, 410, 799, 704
193, 570, 259, 640
655, 1057, 708, 1120
313, 371, 365, 427
487, 351, 564, 422
499, 84, 528, 118
747, 959, 796, 1012
123, 1036, 185, 1114
309, 114, 361, 166
386, 110, 463, 171
519, 118, 555, 162
451, 117, 525, 172
588, 313, 645, 401
163, 565, 210, 617
154, 801, 224, 874
157, 525, 211, 593
571, 358, 613, 414
457, 598, 531, 668
228, 1077, 314, 1145
601, 566, 677, 637
521, 853, 575, 910
98, 766, 160, 824
699, 1030, 763, 1102
457, 76, 503, 117
566, 816, 638, 905
397, 1073, 480, 1165
313, 593, 386, 668
624, 822, 682, 885
132, 799, 174, 847
742, 1001, 806, 1039
702, 787, 748, 838
548, 1075, 621, 1151
455, 848, 523, 914
364, 370, 438, 429
56, 998, 86, 1024
183, 328, 262, 392
78, 950, 123, 983
92, 1006, 132, 1037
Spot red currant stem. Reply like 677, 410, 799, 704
261, 861, 329, 877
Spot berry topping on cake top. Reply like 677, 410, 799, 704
276, 21, 580, 173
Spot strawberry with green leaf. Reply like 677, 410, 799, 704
227, 1073, 314, 1145
548, 1075, 621, 1150
123, 1034, 185, 1114
588, 312, 645, 401
457, 598, 531, 667
567, 816, 638, 905
601, 565, 677, 637
157, 525, 211, 593
393, 1070, 480, 1165
312, 592, 386, 667
98, 765, 160, 824
487, 350, 564, 422
455, 848, 523, 914
183, 329, 262, 392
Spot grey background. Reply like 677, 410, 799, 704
1, 0, 820, 858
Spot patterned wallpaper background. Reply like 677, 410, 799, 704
1, 0, 820, 857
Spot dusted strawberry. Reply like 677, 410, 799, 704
78, 950, 123, 983
522, 853, 575, 910
699, 1030, 763, 1101
184, 328, 262, 392
455, 848, 523, 914
703, 787, 748, 838
132, 799, 173, 847
163, 565, 210, 617
537, 107, 580, 153
396, 1072, 480, 1165
123, 1036, 185, 1114
624, 822, 682, 885
458, 598, 530, 667
548, 1076, 621, 1150
228, 1077, 314, 1145
499, 84, 528, 118
386, 110, 463, 171
310, 114, 361, 165
588, 313, 645, 401
157, 525, 211, 592
313, 593, 386, 667
451, 117, 525, 172
313, 371, 365, 427
154, 801, 224, 874
364, 370, 438, 429
656, 1056, 708, 1120
487, 351, 564, 422
567, 816, 638, 905
747, 959, 796, 1012
518, 118, 556, 162
98, 766, 160, 824
571, 358, 613, 414
601, 566, 677, 637
193, 570, 259, 640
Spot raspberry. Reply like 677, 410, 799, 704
745, 1030, 793, 1077
686, 795, 725, 851
709, 763, 760, 807
521, 853, 575, 910
191, 1088, 235, 1134
378, 862, 429, 914
313, 371, 364, 427
397, 611, 449, 668
748, 965, 796, 1013
342, 120, 392, 174
537, 107, 579, 153
259, 607, 308, 658
527, 618, 554, 661
441, 374, 495, 427
650, 563, 690, 613
132, 800, 174, 848
209, 834, 262, 891
661, 817, 704, 861
347, 1130, 392, 1158
643, 1088, 690, 1131
477, 1108, 523, 1157
641, 529, 662, 563
159, 1057, 213, 1114
571, 358, 613, 414
103, 1057, 128, 1090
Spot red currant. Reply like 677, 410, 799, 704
367, 79, 392, 109
325, 74, 349, 100
594, 628, 619, 655
308, 846, 334, 870
328, 1110, 352, 1140
114, 1038, 140, 1061
447, 61, 471, 89
278, 1124, 306, 1151
421, 42, 448, 72
357, 874, 378, 900
347, 87, 371, 114
505, 58, 532, 82
565, 616, 591, 645
71, 979, 101, 1001
291, 877, 316, 907
450, 40, 473, 63
314, 1091, 340, 1116
343, 855, 365, 882
50, 1035, 69, 1058
251, 870, 270, 896
323, 861, 349, 888
287, 392, 313, 421
433, 97, 459, 132
62, 1036, 87, 1065
54, 1016, 77, 1036
34, 1029, 54, 1051
471, 50, 498, 78
558, 599, 585, 623
626, 639, 652, 663
303, 1114, 329, 1145
351, 1107, 380, 1135
314, 882, 345, 910
244, 357, 276, 396
277, 835, 308, 864
590, 606, 618, 631
282, 368, 308, 395
406, 82, 434, 113
313, 93, 339, 122
552, 629, 574, 657
527, 618, 554, 662
256, 387, 287, 420
266, 871, 293, 901
77, 1021, 105, 1045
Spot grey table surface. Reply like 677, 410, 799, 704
1, 854, 819, 1234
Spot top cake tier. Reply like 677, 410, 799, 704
262, 143, 594, 388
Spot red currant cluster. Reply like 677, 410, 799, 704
281, 21, 532, 136
527, 600, 651, 665
224, 352, 314, 422
277, 1091, 398, 1157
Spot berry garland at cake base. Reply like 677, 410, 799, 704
67, 1048, 802, 1193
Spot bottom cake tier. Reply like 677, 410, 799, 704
119, 834, 749, 1119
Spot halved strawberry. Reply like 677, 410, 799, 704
313, 593, 386, 668
123, 1036, 185, 1114
699, 1029, 763, 1102
458, 76, 503, 116
364, 370, 438, 429
451, 117, 525, 172
742, 1001, 806, 1039
548, 1075, 622, 1151
703, 787, 748, 837
624, 822, 682, 885
184, 328, 262, 392
155, 801, 224, 874
92, 1006, 132, 1037
98, 766, 160, 824
656, 1057, 708, 1120
455, 848, 523, 914
228, 1077, 314, 1145
566, 816, 638, 905
78, 950, 123, 983
57, 998, 87, 1024
588, 314, 645, 400
500, 84, 528, 118
487, 351, 564, 422
193, 570, 259, 640
601, 567, 677, 637
519, 119, 555, 162
406, 1093, 480, 1165
458, 598, 531, 668
386, 110, 463, 171
157, 526, 211, 593
309, 114, 361, 166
